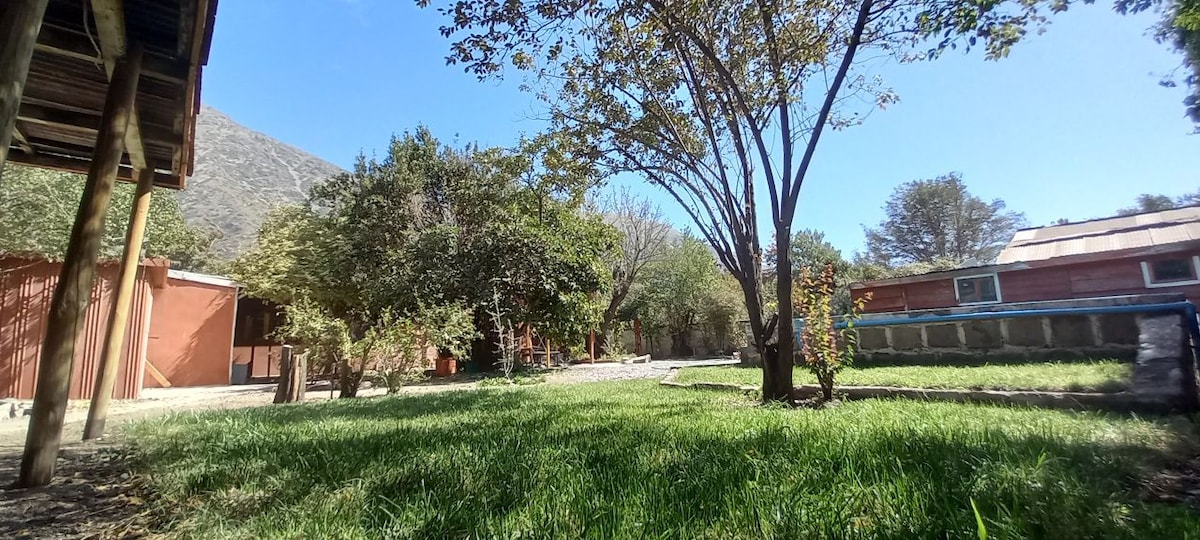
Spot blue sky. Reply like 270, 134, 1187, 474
201, 0, 1198, 257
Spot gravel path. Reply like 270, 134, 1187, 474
546, 358, 737, 384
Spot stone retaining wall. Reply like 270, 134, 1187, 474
853, 312, 1140, 365
849, 295, 1188, 366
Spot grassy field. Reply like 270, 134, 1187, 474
126, 381, 1199, 539
675, 361, 1133, 393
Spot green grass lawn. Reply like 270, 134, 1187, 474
675, 361, 1133, 393
126, 381, 1199, 539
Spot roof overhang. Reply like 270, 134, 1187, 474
2, 0, 219, 190
850, 239, 1200, 290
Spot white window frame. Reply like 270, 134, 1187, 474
954, 273, 1002, 305
1141, 256, 1200, 289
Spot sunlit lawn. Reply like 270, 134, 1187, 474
124, 380, 1200, 539
676, 361, 1133, 393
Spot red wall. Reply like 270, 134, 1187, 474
856, 252, 1200, 313
0, 257, 156, 400
145, 277, 237, 388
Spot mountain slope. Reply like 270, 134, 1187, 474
179, 106, 344, 257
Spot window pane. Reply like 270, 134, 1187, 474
957, 276, 998, 303
1150, 259, 1196, 283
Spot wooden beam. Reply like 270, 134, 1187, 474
89, 0, 148, 172
0, 0, 50, 175
18, 45, 143, 488
8, 151, 181, 187
144, 360, 172, 388
83, 167, 154, 441
11, 123, 35, 155
33, 24, 187, 84
19, 102, 178, 144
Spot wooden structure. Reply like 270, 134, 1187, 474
852, 207, 1200, 313
273, 345, 305, 403
1, 0, 218, 486
0, 257, 238, 399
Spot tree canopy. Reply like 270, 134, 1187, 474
1117, 190, 1200, 216
596, 188, 671, 356
864, 173, 1026, 267
231, 127, 618, 371
0, 164, 216, 270
623, 236, 743, 357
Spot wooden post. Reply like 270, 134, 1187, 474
0, 0, 50, 175
82, 168, 154, 440
17, 46, 143, 488
588, 330, 596, 363
545, 338, 551, 367
634, 318, 643, 356
273, 345, 305, 404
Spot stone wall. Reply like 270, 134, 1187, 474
851, 295, 1183, 366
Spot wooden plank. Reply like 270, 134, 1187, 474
89, 0, 148, 172
9, 149, 180, 186
0, 0, 51, 174
144, 359, 173, 388
33, 23, 187, 83
11, 123, 35, 155
19, 102, 177, 143
18, 45, 143, 488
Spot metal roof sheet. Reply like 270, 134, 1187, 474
997, 206, 1200, 264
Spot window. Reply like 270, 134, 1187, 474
1141, 257, 1200, 288
955, 274, 1001, 304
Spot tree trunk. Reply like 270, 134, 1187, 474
274, 346, 306, 404
595, 318, 616, 357
469, 310, 499, 371
671, 332, 687, 357
767, 224, 796, 404
597, 283, 629, 357
337, 357, 360, 398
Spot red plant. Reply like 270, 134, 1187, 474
794, 263, 870, 401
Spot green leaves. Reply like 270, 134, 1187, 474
0, 164, 217, 269
233, 126, 617, 362
864, 173, 1026, 267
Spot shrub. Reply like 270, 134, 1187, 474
794, 263, 869, 401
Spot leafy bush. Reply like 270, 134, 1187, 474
794, 264, 869, 401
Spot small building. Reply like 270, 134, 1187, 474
0, 256, 238, 400
852, 206, 1200, 313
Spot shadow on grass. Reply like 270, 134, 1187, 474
127, 384, 1200, 539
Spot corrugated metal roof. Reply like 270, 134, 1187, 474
997, 206, 1200, 264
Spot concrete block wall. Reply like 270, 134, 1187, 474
853, 312, 1140, 366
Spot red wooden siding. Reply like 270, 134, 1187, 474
856, 251, 1200, 313
0, 258, 157, 400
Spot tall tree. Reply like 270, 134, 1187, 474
597, 188, 671, 356
232, 128, 617, 374
420, 0, 914, 403
1116, 190, 1200, 215
624, 236, 729, 357
1117, 193, 1179, 216
864, 173, 1026, 266
786, 229, 851, 276
0, 164, 216, 269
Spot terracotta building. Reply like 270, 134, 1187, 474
852, 206, 1200, 313
0, 256, 238, 400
